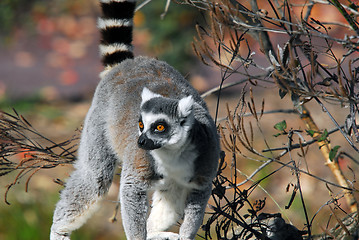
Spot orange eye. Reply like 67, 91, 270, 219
156, 124, 165, 132
139, 121, 144, 129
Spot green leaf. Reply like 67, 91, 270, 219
329, 145, 341, 161
318, 129, 328, 142
306, 129, 315, 137
274, 120, 287, 132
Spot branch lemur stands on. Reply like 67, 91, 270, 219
50, 0, 220, 239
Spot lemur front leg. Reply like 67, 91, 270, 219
50, 114, 117, 240
119, 170, 149, 240
179, 184, 212, 240
146, 182, 187, 240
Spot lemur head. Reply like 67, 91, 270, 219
137, 87, 194, 151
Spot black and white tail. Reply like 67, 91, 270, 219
98, 0, 136, 68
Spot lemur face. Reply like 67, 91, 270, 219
137, 88, 194, 151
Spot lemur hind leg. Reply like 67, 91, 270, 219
50, 113, 118, 240
146, 182, 188, 240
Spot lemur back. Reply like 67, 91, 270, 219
50, 1, 220, 240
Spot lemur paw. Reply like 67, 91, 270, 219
147, 232, 180, 240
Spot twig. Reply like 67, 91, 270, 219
263, 124, 345, 152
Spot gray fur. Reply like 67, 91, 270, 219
141, 97, 179, 116
50, 57, 220, 240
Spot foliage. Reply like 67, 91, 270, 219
183, 0, 359, 239
0, 94, 43, 113
0, 192, 55, 240
0, 110, 78, 204
0, 0, 35, 41
138, 0, 200, 73
1, 0, 198, 73
0, 0, 91, 43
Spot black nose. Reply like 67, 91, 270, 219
138, 134, 161, 150
138, 135, 146, 146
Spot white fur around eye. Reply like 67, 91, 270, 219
141, 87, 162, 106
178, 95, 194, 117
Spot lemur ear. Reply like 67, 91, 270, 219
178, 95, 194, 117
141, 87, 161, 105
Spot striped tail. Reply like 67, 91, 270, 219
98, 0, 136, 68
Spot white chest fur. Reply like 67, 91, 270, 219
150, 142, 198, 189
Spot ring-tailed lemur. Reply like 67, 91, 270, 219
50, 0, 220, 239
